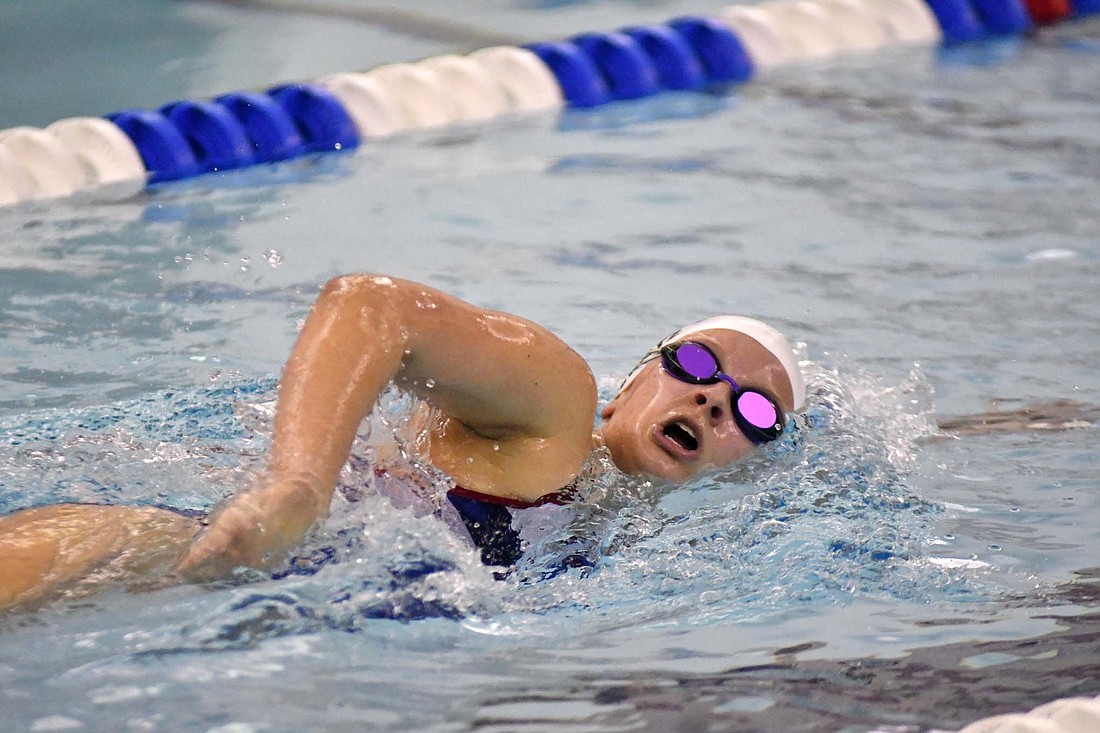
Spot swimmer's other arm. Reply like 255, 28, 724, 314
175, 275, 595, 580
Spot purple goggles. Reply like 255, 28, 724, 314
659, 340, 786, 444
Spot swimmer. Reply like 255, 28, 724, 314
0, 274, 804, 610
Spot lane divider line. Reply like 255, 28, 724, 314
0, 0, 1094, 207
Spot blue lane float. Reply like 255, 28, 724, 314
526, 41, 613, 108
104, 110, 200, 183
160, 100, 255, 173
0, 0, 1093, 205
972, 0, 1034, 33
214, 92, 306, 163
668, 17, 755, 84
267, 84, 359, 153
572, 32, 662, 100
621, 25, 707, 91
925, 0, 988, 41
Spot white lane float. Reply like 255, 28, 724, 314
866, 0, 944, 43
467, 46, 564, 113
0, 143, 36, 205
0, 126, 87, 200
363, 63, 464, 130
317, 73, 408, 138
44, 117, 146, 186
816, 0, 892, 52
715, 5, 794, 67
756, 0, 844, 60
417, 55, 512, 121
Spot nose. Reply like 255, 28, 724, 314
692, 384, 731, 424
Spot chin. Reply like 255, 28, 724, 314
603, 425, 698, 481
631, 453, 697, 482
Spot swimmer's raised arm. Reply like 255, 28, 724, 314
176, 274, 597, 578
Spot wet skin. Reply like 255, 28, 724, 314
0, 505, 200, 611
0, 276, 797, 608
596, 329, 797, 482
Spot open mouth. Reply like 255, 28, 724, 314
662, 420, 699, 452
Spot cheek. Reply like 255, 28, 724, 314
601, 411, 645, 472
711, 423, 757, 463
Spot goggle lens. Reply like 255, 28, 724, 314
673, 342, 719, 380
737, 391, 780, 430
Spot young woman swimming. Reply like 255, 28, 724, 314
0, 274, 804, 610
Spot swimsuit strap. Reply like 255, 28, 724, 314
446, 478, 579, 509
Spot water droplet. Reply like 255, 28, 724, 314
466, 457, 474, 464
492, 443, 500, 452
262, 249, 284, 267
425, 378, 436, 389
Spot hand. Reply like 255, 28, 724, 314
174, 475, 330, 582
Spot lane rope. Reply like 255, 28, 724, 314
0, 0, 1093, 206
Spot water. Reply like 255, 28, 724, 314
2, 2, 1100, 731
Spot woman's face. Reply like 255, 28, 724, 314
597, 329, 796, 481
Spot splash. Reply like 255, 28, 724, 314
0, 359, 1004, 641
496, 356, 995, 631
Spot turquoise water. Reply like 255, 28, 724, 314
2, 2, 1100, 732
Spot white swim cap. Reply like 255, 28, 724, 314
621, 316, 806, 410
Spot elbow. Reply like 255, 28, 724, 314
316, 274, 405, 329
319, 273, 398, 301
311, 273, 410, 362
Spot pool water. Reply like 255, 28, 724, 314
1, 2, 1099, 732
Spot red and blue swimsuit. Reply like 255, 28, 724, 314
445, 484, 577, 567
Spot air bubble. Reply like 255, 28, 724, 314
425, 378, 436, 389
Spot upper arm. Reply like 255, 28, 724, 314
272, 274, 596, 499
391, 280, 596, 442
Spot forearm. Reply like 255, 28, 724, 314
267, 275, 408, 491
179, 275, 409, 576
